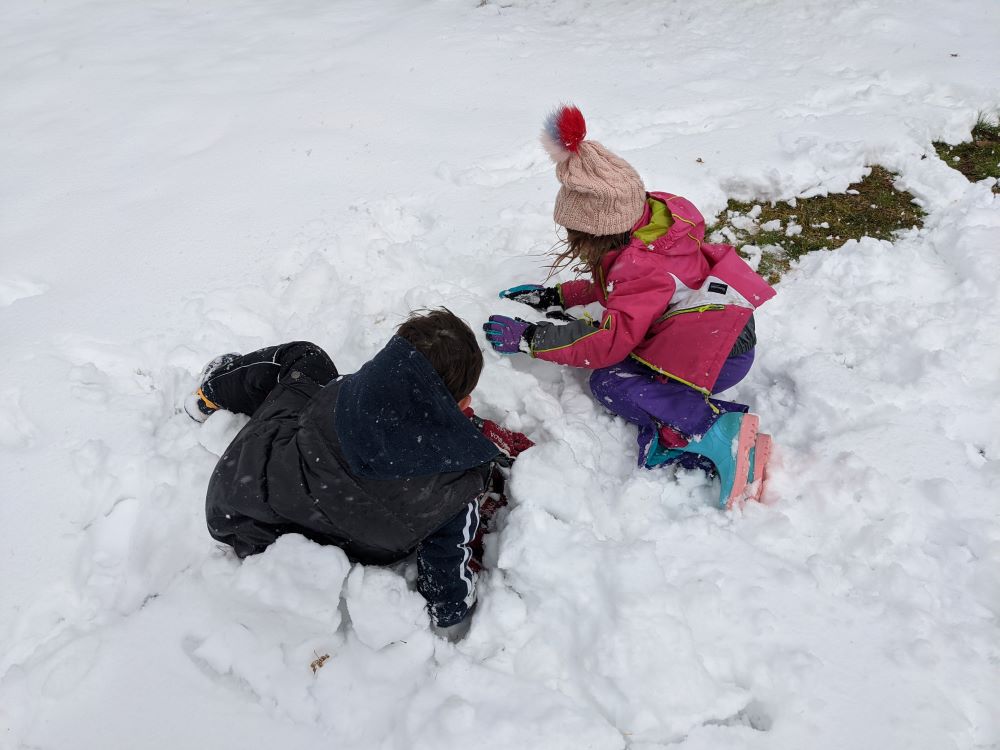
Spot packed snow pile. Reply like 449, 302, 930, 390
1, 1, 998, 748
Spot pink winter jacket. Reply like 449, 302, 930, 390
529, 192, 776, 394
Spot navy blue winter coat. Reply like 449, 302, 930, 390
205, 335, 499, 625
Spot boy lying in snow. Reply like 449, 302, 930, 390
186, 308, 532, 629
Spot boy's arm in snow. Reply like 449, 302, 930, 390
464, 408, 534, 467
416, 499, 481, 628
530, 254, 676, 369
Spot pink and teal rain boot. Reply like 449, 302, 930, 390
685, 412, 759, 509
647, 412, 761, 510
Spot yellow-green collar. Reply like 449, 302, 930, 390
633, 197, 674, 244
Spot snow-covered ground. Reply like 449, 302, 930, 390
2, 1, 999, 748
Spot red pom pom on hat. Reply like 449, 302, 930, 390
542, 104, 587, 163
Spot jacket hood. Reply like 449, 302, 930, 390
334, 335, 499, 480
632, 192, 706, 254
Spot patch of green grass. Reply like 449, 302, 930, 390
707, 166, 925, 284
933, 115, 1000, 191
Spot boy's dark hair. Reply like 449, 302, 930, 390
397, 308, 483, 401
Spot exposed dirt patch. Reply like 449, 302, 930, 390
708, 166, 925, 283
934, 116, 1000, 192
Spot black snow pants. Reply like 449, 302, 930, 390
199, 341, 338, 417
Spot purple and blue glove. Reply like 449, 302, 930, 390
483, 315, 536, 355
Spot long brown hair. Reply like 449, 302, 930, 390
547, 228, 632, 279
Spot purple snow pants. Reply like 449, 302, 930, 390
589, 350, 755, 465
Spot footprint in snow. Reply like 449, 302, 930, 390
0, 389, 38, 449
0, 276, 48, 307
440, 145, 549, 188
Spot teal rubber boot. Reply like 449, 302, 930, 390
643, 432, 685, 469
648, 412, 759, 509
690, 412, 758, 508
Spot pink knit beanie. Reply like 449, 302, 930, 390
542, 105, 646, 236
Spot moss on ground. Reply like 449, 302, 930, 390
933, 116, 1000, 192
707, 166, 925, 284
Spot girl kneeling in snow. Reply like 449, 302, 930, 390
483, 105, 775, 509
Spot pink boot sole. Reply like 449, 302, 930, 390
724, 413, 759, 510
743, 433, 772, 505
